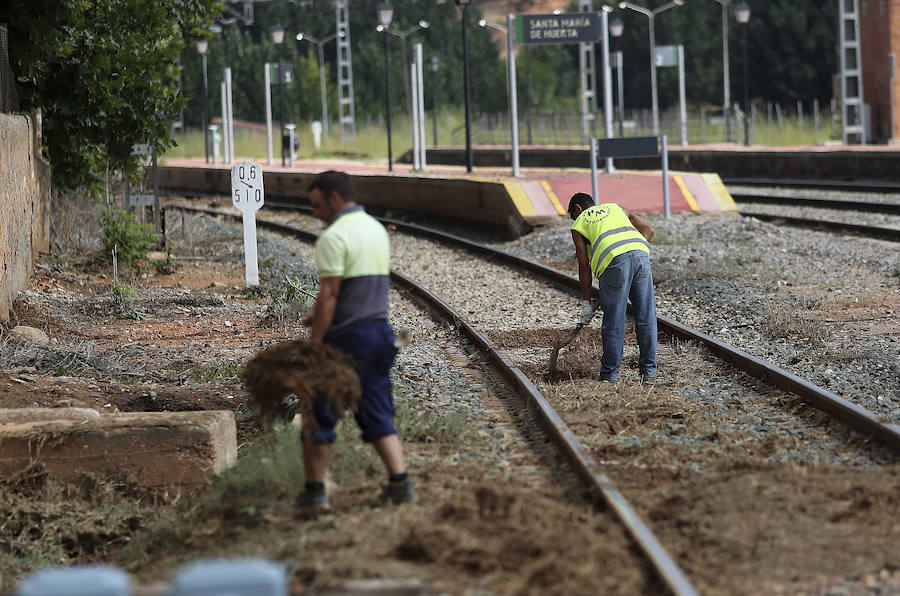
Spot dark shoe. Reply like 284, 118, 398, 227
372, 477, 417, 506
294, 489, 330, 519
640, 373, 656, 385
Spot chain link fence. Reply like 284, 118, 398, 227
1, 23, 19, 113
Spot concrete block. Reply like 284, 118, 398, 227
0, 411, 237, 492
0, 407, 100, 424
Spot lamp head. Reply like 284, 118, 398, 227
673, 0, 685, 4
735, 1, 751, 23
428, 55, 440, 72
618, 1, 627, 8
454, 0, 472, 6
196, 39, 209, 55
296, 33, 304, 41
377, 1, 394, 28
271, 23, 285, 45
419, 20, 429, 28
610, 17, 624, 38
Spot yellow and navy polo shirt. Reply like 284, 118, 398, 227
571, 203, 650, 278
315, 206, 390, 334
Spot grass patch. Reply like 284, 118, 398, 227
763, 304, 833, 348
395, 398, 469, 444
185, 361, 244, 383
251, 274, 318, 326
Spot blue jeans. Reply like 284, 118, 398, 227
598, 251, 657, 380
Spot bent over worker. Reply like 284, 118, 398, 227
297, 170, 415, 516
568, 192, 658, 382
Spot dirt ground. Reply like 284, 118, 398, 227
0, 204, 657, 594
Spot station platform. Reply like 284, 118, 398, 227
163, 157, 735, 213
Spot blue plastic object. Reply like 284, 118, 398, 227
168, 558, 288, 596
16, 565, 131, 596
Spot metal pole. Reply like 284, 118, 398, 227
650, 16, 659, 135
383, 32, 393, 171
411, 58, 421, 170
590, 138, 599, 200
462, 5, 474, 173
662, 134, 670, 219
601, 11, 615, 173
226, 68, 234, 162
431, 67, 439, 145
278, 49, 285, 167
678, 45, 687, 145
722, 1, 732, 143
742, 24, 750, 146
616, 50, 625, 138
525, 45, 533, 145
201, 53, 209, 163
220, 80, 228, 163
265, 63, 273, 165
416, 43, 427, 169
318, 42, 328, 135
508, 14, 521, 177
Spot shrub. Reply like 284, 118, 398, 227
100, 210, 159, 266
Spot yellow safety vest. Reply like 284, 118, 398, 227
571, 203, 650, 278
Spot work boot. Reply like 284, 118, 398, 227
294, 489, 330, 519
372, 477, 417, 506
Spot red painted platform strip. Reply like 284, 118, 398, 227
543, 171, 692, 214
680, 173, 721, 212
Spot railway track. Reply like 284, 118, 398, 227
722, 177, 900, 194
170, 197, 900, 594
729, 191, 900, 242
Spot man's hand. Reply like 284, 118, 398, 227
579, 300, 596, 325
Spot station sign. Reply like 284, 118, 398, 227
655, 45, 680, 67
515, 13, 600, 45
269, 63, 294, 84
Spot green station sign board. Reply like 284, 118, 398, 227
514, 13, 600, 45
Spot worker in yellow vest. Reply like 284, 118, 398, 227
568, 193, 657, 382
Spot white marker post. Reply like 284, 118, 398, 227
231, 161, 265, 286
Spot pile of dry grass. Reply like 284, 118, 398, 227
242, 340, 361, 424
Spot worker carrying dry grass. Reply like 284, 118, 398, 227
282, 170, 415, 517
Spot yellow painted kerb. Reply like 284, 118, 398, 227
701, 173, 739, 211
673, 175, 700, 211
503, 181, 539, 218
540, 180, 567, 215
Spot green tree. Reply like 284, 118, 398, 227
2, 0, 221, 192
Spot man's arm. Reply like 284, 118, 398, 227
305, 276, 341, 342
627, 211, 654, 242
571, 230, 593, 301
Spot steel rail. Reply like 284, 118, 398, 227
731, 193, 900, 216
174, 204, 700, 596
723, 177, 900, 193
259, 201, 900, 452
738, 212, 900, 243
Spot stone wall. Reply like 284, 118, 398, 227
0, 112, 51, 323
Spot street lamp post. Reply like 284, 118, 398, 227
609, 17, 625, 137
271, 24, 286, 167
456, 0, 473, 173
377, 2, 394, 171
196, 39, 210, 163
296, 30, 345, 136
735, 1, 751, 146
478, 17, 521, 177
709, 0, 734, 142
379, 20, 429, 121
619, 0, 685, 136
428, 56, 440, 145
